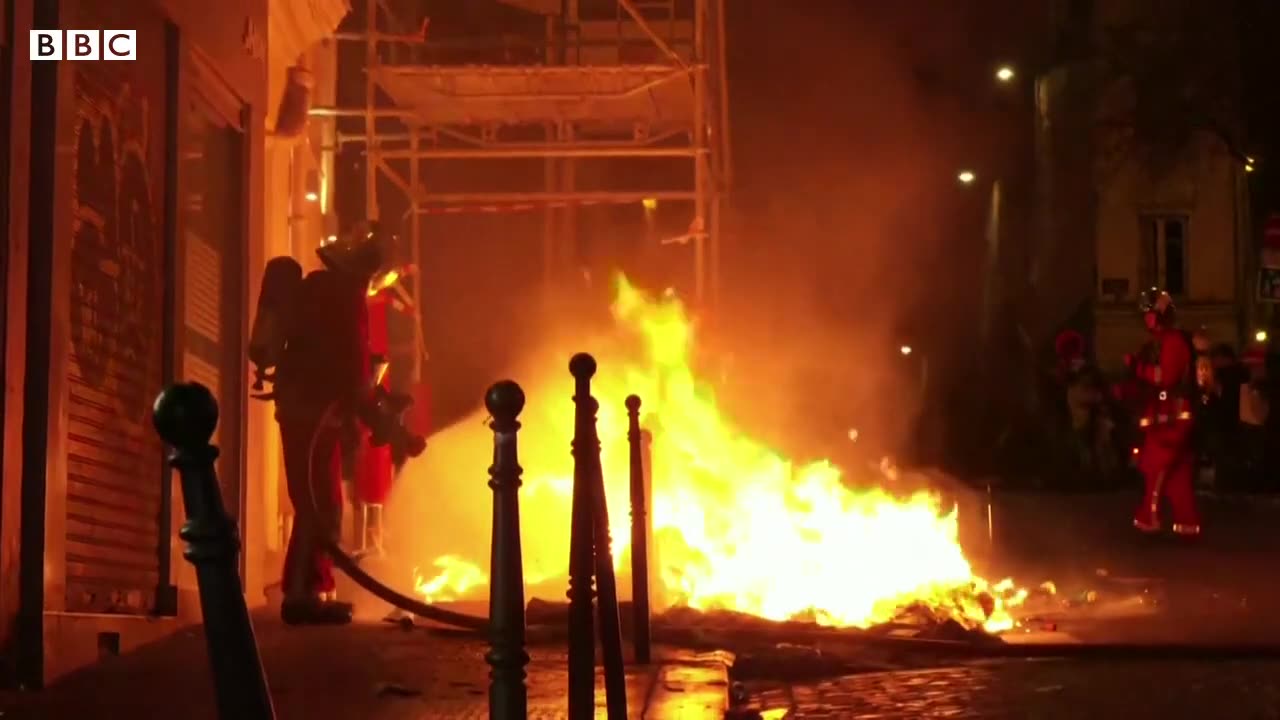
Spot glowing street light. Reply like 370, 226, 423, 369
1246, 156, 1257, 173
1256, 329, 1269, 343
995, 65, 1015, 83
304, 191, 319, 202
957, 170, 976, 185
641, 197, 658, 211
900, 345, 913, 356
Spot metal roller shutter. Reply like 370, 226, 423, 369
64, 8, 169, 615
180, 88, 245, 529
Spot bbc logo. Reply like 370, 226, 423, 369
30, 30, 137, 61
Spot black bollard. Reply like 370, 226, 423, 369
152, 383, 275, 720
485, 381, 530, 720
625, 395, 651, 664
641, 429, 656, 610
566, 353, 599, 720
585, 393, 628, 720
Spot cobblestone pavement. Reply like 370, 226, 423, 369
730, 494, 1280, 718
966, 492, 1280, 644
0, 611, 729, 719
747, 659, 1280, 719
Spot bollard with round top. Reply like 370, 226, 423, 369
484, 380, 529, 720
566, 353, 628, 720
639, 427, 656, 616
625, 394, 652, 664
566, 353, 598, 718
152, 382, 275, 720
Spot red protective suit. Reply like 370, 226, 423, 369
275, 268, 372, 601
356, 291, 394, 506
1130, 326, 1200, 535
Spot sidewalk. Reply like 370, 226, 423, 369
0, 610, 731, 719
752, 657, 1280, 718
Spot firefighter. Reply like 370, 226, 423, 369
1126, 288, 1200, 536
355, 261, 417, 554
258, 227, 387, 624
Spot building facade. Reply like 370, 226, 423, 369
0, 0, 346, 688
1035, 0, 1252, 369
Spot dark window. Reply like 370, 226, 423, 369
1164, 219, 1186, 295
1138, 215, 1189, 297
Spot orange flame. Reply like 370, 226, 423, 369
395, 275, 1028, 632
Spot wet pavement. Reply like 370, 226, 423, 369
0, 611, 731, 719
8, 492, 1280, 718
980, 491, 1280, 644
731, 491, 1280, 718
746, 658, 1280, 718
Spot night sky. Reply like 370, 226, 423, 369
722, 1, 1048, 354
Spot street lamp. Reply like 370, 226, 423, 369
995, 65, 1015, 83
957, 170, 976, 185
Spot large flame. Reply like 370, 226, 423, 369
395, 275, 1027, 632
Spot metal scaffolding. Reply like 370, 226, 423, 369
313, 0, 732, 338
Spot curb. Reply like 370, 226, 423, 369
647, 650, 735, 718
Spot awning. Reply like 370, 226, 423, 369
269, 0, 350, 67
267, 0, 349, 131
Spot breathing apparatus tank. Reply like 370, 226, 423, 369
248, 256, 304, 397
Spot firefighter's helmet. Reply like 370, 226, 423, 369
1138, 287, 1175, 324
316, 222, 389, 278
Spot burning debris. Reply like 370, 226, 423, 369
391, 274, 1039, 639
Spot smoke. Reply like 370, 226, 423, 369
711, 1, 1021, 461
384, 275, 704, 601
360, 1, 1049, 607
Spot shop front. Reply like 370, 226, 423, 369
0, 0, 269, 688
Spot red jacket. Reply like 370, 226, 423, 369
1131, 327, 1194, 429
356, 289, 395, 505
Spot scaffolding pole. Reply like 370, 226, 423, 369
692, 0, 709, 305
415, 189, 695, 205
617, 0, 688, 70
323, 0, 728, 309
373, 146, 703, 159
714, 0, 733, 188
543, 13, 561, 286
335, 129, 687, 147
409, 129, 423, 383
560, 122, 578, 278
711, 0, 730, 307
365, 0, 380, 221
543, 123, 558, 285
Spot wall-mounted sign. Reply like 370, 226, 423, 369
1258, 267, 1280, 303
1101, 277, 1130, 300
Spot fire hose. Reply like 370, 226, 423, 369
303, 401, 488, 632
300, 406, 1280, 660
